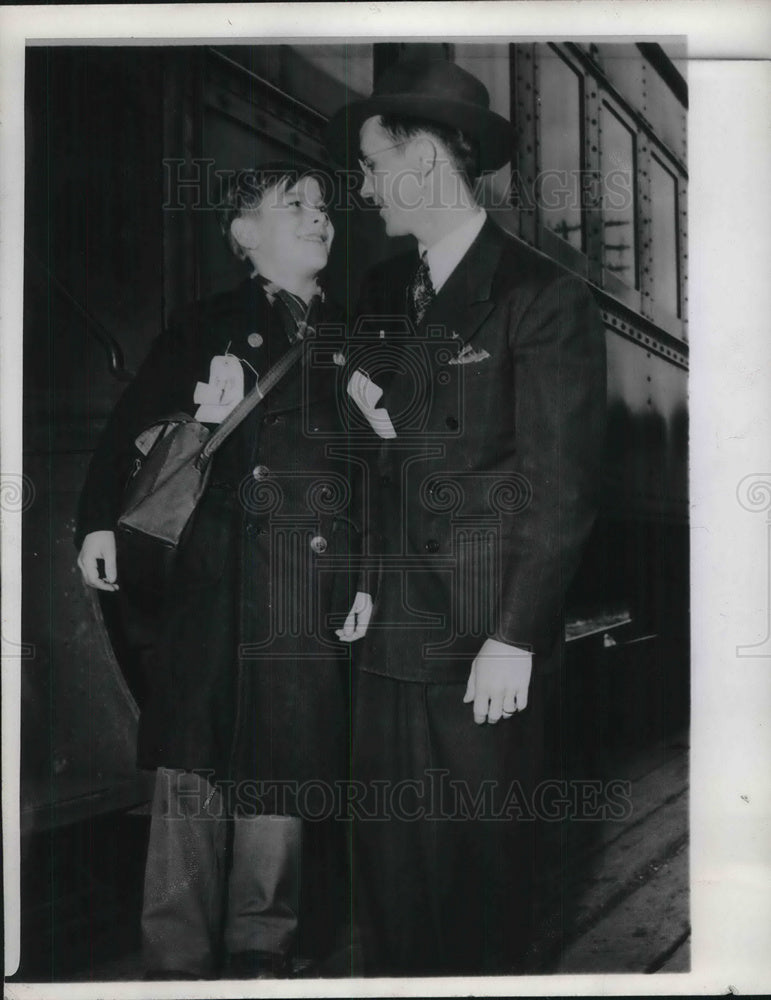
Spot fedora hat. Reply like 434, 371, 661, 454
324, 59, 512, 172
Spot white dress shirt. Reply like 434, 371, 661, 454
420, 209, 487, 294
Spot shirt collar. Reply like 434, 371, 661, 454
419, 209, 487, 294
251, 272, 325, 307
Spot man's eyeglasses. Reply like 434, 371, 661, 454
357, 140, 411, 176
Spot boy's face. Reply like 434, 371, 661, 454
235, 175, 333, 279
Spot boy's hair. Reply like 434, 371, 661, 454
218, 160, 323, 261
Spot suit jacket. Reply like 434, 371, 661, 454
350, 218, 607, 684
77, 277, 358, 805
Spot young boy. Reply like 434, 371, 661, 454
77, 163, 363, 978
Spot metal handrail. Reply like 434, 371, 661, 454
25, 246, 136, 381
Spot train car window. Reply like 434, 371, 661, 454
600, 102, 638, 289
595, 44, 644, 110
454, 43, 510, 117
453, 44, 514, 216
538, 49, 584, 252
288, 44, 374, 117
644, 58, 687, 164
214, 44, 374, 119
649, 153, 680, 319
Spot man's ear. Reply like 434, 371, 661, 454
230, 215, 261, 252
412, 137, 438, 179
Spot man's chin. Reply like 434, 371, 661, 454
382, 215, 409, 239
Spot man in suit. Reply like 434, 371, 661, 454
326, 60, 607, 975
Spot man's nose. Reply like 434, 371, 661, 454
360, 171, 374, 200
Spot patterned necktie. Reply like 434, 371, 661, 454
263, 280, 317, 344
273, 288, 309, 344
408, 251, 435, 326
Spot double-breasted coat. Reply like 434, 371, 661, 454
77, 277, 357, 814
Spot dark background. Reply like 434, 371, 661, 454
14, 41, 689, 980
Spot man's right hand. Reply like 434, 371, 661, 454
77, 530, 119, 591
336, 591, 373, 642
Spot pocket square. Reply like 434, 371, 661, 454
448, 345, 491, 366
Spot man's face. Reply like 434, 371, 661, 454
241, 175, 333, 278
359, 117, 422, 238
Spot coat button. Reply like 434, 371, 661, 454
310, 535, 328, 554
252, 465, 270, 480
445, 416, 459, 430
247, 332, 263, 348
424, 539, 440, 553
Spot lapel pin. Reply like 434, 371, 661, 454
247, 332, 264, 349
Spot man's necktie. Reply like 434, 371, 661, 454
408, 251, 435, 326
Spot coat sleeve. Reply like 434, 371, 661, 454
347, 274, 377, 602
74, 312, 195, 549
492, 274, 606, 655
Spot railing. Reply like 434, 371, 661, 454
25, 247, 135, 382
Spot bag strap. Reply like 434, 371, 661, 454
195, 298, 315, 470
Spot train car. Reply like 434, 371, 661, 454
13, 40, 688, 979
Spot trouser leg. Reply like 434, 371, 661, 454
224, 814, 303, 958
351, 675, 439, 975
423, 682, 541, 974
141, 767, 227, 976
352, 671, 543, 976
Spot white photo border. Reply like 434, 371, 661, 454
2, 3, 770, 997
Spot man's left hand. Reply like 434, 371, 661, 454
463, 638, 533, 725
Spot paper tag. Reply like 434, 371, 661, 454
134, 423, 171, 456
194, 355, 245, 423
347, 369, 397, 439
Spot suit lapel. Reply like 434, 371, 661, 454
420, 219, 505, 345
